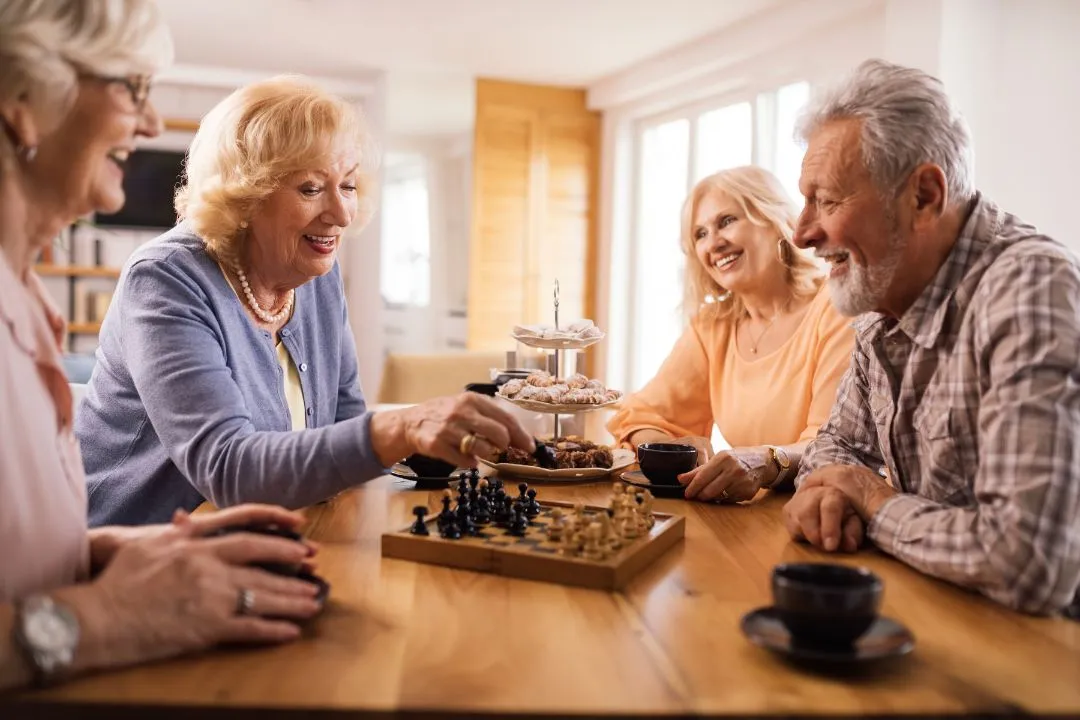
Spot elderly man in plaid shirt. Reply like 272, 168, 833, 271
786, 59, 1080, 617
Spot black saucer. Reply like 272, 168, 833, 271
389, 464, 458, 490
740, 606, 914, 664
620, 470, 687, 499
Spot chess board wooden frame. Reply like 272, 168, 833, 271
381, 500, 685, 590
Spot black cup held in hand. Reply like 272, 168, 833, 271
637, 442, 698, 485
402, 454, 456, 478
771, 563, 882, 648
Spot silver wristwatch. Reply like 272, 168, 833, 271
14, 595, 80, 684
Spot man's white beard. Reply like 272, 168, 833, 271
829, 229, 906, 317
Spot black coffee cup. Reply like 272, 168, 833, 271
637, 442, 698, 486
772, 563, 882, 647
401, 453, 455, 478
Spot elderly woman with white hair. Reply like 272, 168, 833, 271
77, 74, 534, 527
0, 0, 334, 690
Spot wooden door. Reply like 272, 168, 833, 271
467, 79, 600, 368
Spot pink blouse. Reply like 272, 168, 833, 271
0, 251, 89, 602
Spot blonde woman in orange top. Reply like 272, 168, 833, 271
607, 166, 855, 503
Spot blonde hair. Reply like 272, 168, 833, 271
175, 75, 378, 268
0, 0, 173, 163
681, 166, 823, 321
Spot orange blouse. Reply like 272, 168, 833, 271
607, 285, 855, 449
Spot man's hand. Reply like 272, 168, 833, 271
800, 464, 898, 520
782, 464, 898, 553
782, 485, 865, 552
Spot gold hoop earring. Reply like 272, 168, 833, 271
776, 238, 792, 266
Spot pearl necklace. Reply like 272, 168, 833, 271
233, 264, 294, 324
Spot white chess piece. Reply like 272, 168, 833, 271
547, 508, 566, 542
640, 489, 656, 529
583, 522, 606, 561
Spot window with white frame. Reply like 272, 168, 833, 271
615, 80, 810, 393
380, 154, 431, 307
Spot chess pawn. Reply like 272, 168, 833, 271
582, 522, 606, 561
640, 489, 656, 529
409, 506, 430, 536
621, 509, 640, 540
611, 495, 628, 530
597, 511, 619, 551
559, 522, 579, 556
547, 508, 566, 542
609, 482, 625, 511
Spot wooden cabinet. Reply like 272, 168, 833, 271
467, 79, 600, 367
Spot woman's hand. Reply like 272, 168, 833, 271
678, 446, 773, 502
75, 521, 322, 672
89, 504, 312, 574
370, 393, 534, 467
671, 436, 714, 465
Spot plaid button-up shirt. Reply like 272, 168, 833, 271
798, 194, 1080, 617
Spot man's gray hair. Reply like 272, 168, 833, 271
796, 59, 975, 205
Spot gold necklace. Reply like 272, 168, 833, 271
743, 313, 779, 354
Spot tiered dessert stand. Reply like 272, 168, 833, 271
505, 280, 615, 440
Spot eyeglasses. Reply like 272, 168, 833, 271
81, 73, 153, 111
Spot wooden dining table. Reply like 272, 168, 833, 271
13, 474, 1080, 718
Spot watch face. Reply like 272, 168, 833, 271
26, 608, 78, 653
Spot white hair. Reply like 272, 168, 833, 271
796, 59, 975, 206
0, 0, 173, 151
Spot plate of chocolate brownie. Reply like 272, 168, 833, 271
477, 436, 634, 480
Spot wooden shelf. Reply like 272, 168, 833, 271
68, 322, 102, 335
35, 264, 121, 279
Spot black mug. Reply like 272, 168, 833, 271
637, 442, 698, 485
772, 563, 882, 647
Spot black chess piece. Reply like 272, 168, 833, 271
456, 499, 478, 536
469, 474, 480, 492
474, 493, 492, 524
437, 493, 454, 532
509, 503, 528, 537
491, 495, 509, 525
410, 506, 430, 536
440, 517, 462, 539
525, 488, 541, 519
457, 475, 469, 495
518, 482, 529, 504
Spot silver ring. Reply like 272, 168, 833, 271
235, 588, 255, 616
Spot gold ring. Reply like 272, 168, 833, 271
459, 432, 478, 456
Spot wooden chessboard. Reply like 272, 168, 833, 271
381, 500, 685, 590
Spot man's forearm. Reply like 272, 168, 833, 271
869, 494, 1080, 615
796, 431, 882, 486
